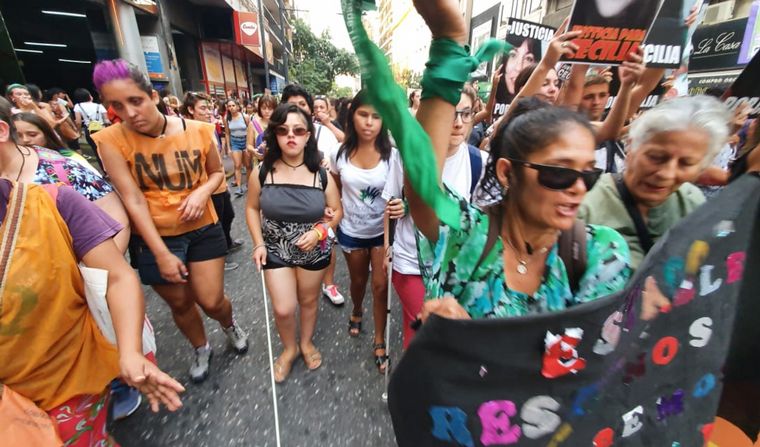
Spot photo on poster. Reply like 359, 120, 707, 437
643, 0, 701, 68
492, 18, 555, 118
564, 0, 665, 65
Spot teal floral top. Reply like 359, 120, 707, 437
418, 190, 632, 319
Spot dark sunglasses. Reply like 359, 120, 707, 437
508, 159, 603, 191
274, 126, 309, 137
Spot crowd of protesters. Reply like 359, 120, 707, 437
1, 1, 759, 443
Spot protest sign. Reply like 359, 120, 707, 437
492, 19, 555, 118
564, 0, 665, 64
388, 173, 760, 446
643, 0, 700, 68
721, 49, 760, 117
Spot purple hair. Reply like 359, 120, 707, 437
92, 59, 153, 96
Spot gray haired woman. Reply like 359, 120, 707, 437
578, 95, 731, 269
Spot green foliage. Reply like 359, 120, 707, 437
289, 18, 359, 95
329, 84, 354, 99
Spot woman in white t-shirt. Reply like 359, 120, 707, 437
330, 90, 393, 374
73, 88, 109, 168
383, 85, 485, 348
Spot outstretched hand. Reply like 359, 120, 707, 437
120, 352, 185, 413
412, 0, 467, 44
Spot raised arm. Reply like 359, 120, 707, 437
473, 66, 503, 125
595, 48, 645, 143
559, 63, 589, 110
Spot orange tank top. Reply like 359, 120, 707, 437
0, 183, 119, 410
93, 119, 219, 236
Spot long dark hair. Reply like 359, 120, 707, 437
11, 112, 66, 150
475, 99, 594, 205
225, 98, 241, 122
262, 104, 322, 176
337, 90, 392, 162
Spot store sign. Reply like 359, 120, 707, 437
687, 71, 740, 96
234, 11, 261, 47
690, 18, 748, 72
141, 35, 166, 80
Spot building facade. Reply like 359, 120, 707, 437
1, 0, 292, 99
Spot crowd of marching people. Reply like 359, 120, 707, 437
1, 0, 759, 444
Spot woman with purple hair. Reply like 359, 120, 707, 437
91, 59, 249, 383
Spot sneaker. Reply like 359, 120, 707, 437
234, 189, 245, 198
224, 262, 239, 271
190, 345, 213, 383
322, 284, 345, 306
110, 381, 142, 421
228, 239, 244, 253
223, 323, 249, 354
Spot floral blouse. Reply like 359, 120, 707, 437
417, 190, 632, 319
32, 147, 113, 202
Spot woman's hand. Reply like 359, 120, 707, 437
315, 111, 331, 126
178, 190, 209, 222
252, 245, 267, 271
618, 47, 646, 87
322, 207, 336, 223
412, 0, 468, 44
640, 276, 671, 321
491, 64, 504, 90
420, 297, 471, 323
542, 21, 582, 68
295, 229, 321, 252
156, 251, 188, 283
119, 352, 185, 413
731, 102, 751, 135
386, 198, 406, 220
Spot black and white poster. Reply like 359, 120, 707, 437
643, 0, 700, 68
492, 19, 555, 118
564, 0, 665, 64
388, 174, 760, 446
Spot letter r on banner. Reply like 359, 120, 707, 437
429, 406, 474, 447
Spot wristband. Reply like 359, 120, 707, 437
253, 243, 266, 252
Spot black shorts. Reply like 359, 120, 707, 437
129, 223, 228, 285
263, 251, 331, 271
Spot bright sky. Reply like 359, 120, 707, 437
292, 0, 354, 52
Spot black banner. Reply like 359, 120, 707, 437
643, 0, 698, 68
721, 49, 760, 117
690, 18, 749, 72
492, 19, 555, 118
564, 0, 665, 64
389, 174, 760, 446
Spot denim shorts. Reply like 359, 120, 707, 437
336, 227, 384, 252
129, 223, 228, 285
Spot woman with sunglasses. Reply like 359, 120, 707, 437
246, 103, 342, 382
578, 96, 731, 270
330, 90, 394, 372
404, 6, 632, 319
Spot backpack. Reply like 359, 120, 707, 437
467, 144, 483, 197
76, 104, 104, 134
258, 164, 328, 192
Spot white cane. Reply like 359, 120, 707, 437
259, 270, 282, 447
382, 205, 397, 402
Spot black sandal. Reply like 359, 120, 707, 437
373, 342, 389, 375
348, 311, 362, 337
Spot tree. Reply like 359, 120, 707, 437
289, 18, 359, 95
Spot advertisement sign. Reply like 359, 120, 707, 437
140, 35, 165, 80
233, 11, 261, 47
690, 18, 749, 72
687, 71, 740, 96
201, 43, 224, 84
563, 0, 665, 65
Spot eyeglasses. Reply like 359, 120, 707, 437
508, 159, 603, 191
454, 109, 473, 123
274, 126, 309, 137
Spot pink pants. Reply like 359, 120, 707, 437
391, 270, 426, 350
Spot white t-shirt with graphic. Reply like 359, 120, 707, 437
382, 143, 485, 274
331, 147, 395, 239
74, 102, 107, 126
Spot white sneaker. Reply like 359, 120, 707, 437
322, 284, 345, 306
189, 345, 212, 383
223, 323, 249, 354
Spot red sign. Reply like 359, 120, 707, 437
233, 11, 261, 47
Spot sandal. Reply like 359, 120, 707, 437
302, 347, 323, 371
348, 311, 363, 337
373, 342, 389, 375
273, 348, 299, 383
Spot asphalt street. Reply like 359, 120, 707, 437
111, 178, 404, 447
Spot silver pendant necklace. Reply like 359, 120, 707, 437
506, 238, 549, 275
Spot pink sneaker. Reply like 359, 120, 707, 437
322, 284, 345, 306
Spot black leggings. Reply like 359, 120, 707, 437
211, 191, 235, 249
83, 127, 105, 171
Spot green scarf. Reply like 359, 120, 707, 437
340, 0, 510, 229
